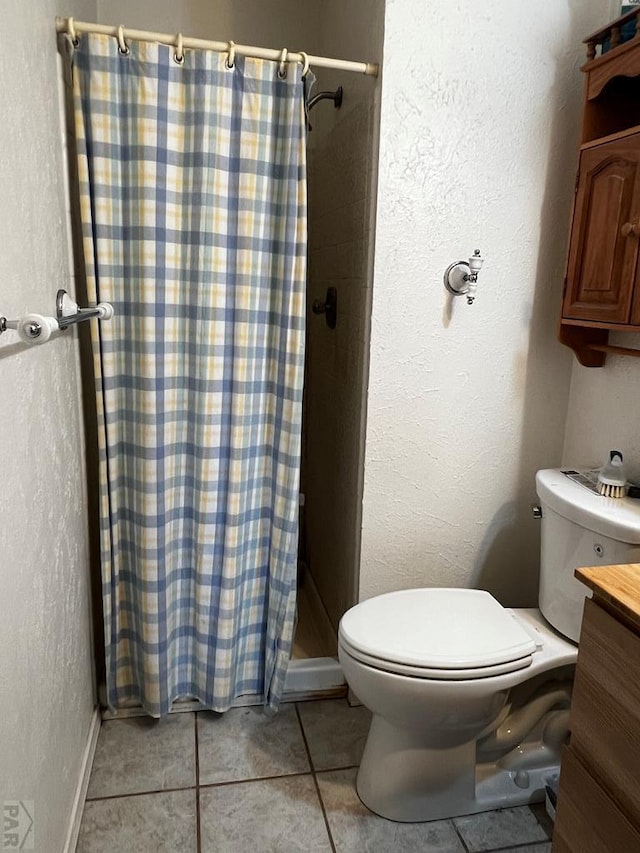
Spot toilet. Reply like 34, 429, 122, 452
338, 468, 640, 822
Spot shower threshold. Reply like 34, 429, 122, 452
283, 655, 345, 699
100, 656, 346, 719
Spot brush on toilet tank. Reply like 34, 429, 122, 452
597, 450, 628, 498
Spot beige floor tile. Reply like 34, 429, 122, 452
297, 698, 371, 770
200, 775, 332, 852
197, 704, 310, 785
453, 806, 549, 852
77, 790, 196, 853
87, 713, 196, 799
316, 768, 465, 852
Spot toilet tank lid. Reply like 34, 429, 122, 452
536, 469, 640, 544
338, 589, 536, 670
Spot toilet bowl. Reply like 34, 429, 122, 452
338, 469, 640, 822
339, 596, 575, 822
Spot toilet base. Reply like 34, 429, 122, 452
356, 713, 561, 822
340, 608, 577, 823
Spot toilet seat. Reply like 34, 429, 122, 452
338, 589, 538, 680
339, 636, 534, 680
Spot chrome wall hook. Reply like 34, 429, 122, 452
444, 249, 485, 305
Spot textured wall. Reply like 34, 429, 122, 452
97, 0, 322, 53
0, 1, 96, 851
359, 0, 612, 607
562, 332, 640, 482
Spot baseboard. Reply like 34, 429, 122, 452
63, 705, 101, 853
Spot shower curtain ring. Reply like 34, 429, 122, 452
226, 40, 236, 69
278, 47, 288, 79
67, 16, 79, 47
298, 51, 310, 78
174, 33, 184, 64
117, 25, 130, 55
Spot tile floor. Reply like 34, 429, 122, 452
77, 698, 553, 853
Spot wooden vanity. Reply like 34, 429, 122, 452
553, 563, 640, 851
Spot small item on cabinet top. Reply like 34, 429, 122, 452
606, 4, 640, 50
597, 450, 628, 499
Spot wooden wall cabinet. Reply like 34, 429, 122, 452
560, 10, 640, 366
553, 565, 640, 852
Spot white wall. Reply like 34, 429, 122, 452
562, 332, 640, 482
0, 1, 96, 850
360, 0, 612, 607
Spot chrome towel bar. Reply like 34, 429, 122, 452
0, 289, 114, 342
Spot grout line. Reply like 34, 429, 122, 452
480, 841, 552, 852
295, 703, 337, 853
198, 770, 313, 790
528, 803, 554, 840
310, 770, 337, 853
452, 820, 471, 853
452, 803, 553, 853
85, 784, 196, 802
452, 813, 551, 853
314, 764, 359, 775
297, 695, 350, 708
195, 713, 201, 853
293, 701, 315, 773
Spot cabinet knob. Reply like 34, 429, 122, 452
621, 221, 640, 238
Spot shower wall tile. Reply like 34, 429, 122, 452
338, 278, 368, 319
310, 245, 340, 279
86, 712, 196, 799
304, 93, 377, 630
336, 239, 370, 281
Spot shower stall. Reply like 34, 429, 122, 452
65, 0, 385, 712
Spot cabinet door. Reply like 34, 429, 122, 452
568, 598, 640, 827
563, 135, 640, 324
553, 746, 640, 852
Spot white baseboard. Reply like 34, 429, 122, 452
63, 706, 101, 853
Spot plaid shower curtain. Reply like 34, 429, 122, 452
70, 33, 307, 716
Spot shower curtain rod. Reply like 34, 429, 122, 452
55, 18, 379, 77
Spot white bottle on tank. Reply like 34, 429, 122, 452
536, 469, 640, 642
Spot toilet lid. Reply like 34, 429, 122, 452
339, 589, 537, 670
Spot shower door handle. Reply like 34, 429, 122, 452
312, 287, 337, 329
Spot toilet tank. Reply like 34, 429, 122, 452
536, 468, 640, 643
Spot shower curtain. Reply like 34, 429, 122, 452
70, 33, 307, 716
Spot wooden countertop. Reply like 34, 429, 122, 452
576, 563, 640, 632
